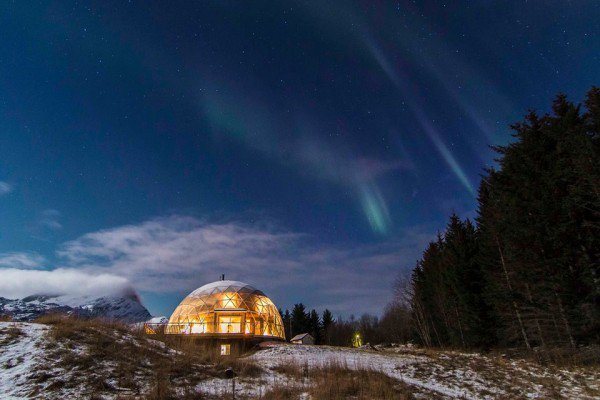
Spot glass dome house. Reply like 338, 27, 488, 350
146, 278, 285, 353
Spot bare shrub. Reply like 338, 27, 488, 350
0, 324, 24, 346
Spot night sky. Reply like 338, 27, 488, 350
1, 1, 598, 317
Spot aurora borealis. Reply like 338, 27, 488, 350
0, 1, 598, 316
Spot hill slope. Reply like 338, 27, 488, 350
0, 321, 598, 399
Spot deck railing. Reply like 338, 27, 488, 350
144, 323, 199, 335
143, 322, 283, 338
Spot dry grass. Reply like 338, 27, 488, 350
270, 362, 305, 379
262, 361, 416, 400
29, 316, 265, 399
0, 314, 13, 322
310, 365, 414, 400
257, 386, 303, 399
8, 318, 598, 399
32, 316, 205, 398
156, 335, 264, 378
530, 346, 600, 367
387, 345, 600, 400
0, 324, 24, 346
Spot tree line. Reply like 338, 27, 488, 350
408, 88, 599, 351
281, 88, 598, 352
279, 303, 409, 346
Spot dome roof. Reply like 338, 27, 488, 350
166, 279, 285, 340
187, 280, 265, 298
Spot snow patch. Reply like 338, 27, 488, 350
0, 322, 48, 399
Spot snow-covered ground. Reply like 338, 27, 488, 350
197, 343, 600, 399
1, 322, 599, 399
0, 322, 48, 399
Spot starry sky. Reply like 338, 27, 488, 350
0, 1, 598, 317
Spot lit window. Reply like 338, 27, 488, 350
191, 322, 206, 334
218, 315, 241, 333
245, 320, 253, 334
220, 344, 231, 356
221, 293, 239, 308
263, 322, 272, 336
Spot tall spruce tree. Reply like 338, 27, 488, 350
410, 216, 491, 348
322, 309, 334, 345
282, 309, 292, 341
308, 309, 322, 344
291, 303, 309, 337
409, 88, 599, 350
477, 89, 599, 347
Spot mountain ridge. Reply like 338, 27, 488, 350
0, 293, 151, 322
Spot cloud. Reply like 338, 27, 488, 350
0, 181, 13, 196
57, 215, 433, 315
28, 209, 64, 240
39, 209, 63, 230
58, 215, 306, 292
0, 252, 46, 269
0, 268, 132, 300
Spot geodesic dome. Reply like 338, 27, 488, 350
166, 280, 285, 340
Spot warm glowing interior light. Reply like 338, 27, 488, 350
191, 322, 206, 333
221, 292, 239, 308
220, 344, 231, 356
218, 315, 241, 333
166, 281, 285, 340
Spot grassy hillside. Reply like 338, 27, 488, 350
1, 318, 598, 399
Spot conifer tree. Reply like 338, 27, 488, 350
321, 309, 334, 345
282, 309, 292, 341
409, 87, 599, 350
308, 309, 322, 344
291, 303, 309, 337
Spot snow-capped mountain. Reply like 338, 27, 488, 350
0, 292, 151, 322
146, 316, 169, 324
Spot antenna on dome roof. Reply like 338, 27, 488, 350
221, 274, 225, 281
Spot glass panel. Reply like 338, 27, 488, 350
218, 315, 242, 333
220, 292, 240, 308
167, 285, 286, 339
191, 322, 206, 333
245, 319, 254, 334
220, 344, 231, 356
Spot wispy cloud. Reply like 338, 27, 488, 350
0, 252, 46, 269
57, 215, 432, 315
0, 268, 132, 299
28, 209, 64, 240
1, 215, 432, 314
58, 215, 306, 293
0, 181, 13, 196
39, 209, 63, 231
